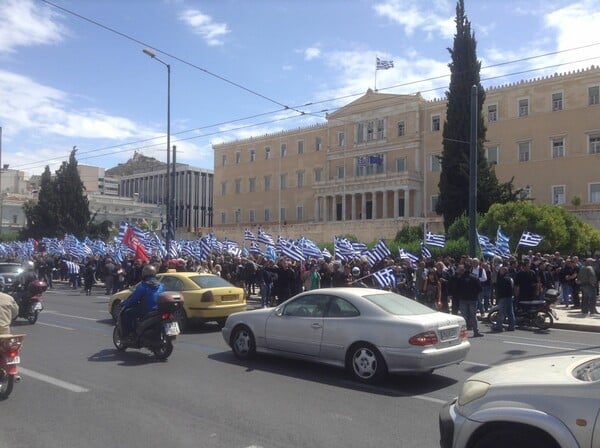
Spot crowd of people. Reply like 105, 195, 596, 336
1, 249, 598, 337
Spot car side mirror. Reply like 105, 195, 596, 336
274, 306, 283, 317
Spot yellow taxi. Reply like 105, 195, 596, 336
108, 272, 246, 331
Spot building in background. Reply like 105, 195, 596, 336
213, 66, 600, 243
78, 165, 119, 196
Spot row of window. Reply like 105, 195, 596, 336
222, 137, 324, 166
223, 206, 303, 225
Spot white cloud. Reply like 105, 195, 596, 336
178, 9, 230, 46
373, 0, 454, 39
304, 47, 321, 60
0, 0, 66, 53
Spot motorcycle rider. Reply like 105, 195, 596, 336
119, 264, 164, 342
0, 291, 19, 335
13, 260, 38, 306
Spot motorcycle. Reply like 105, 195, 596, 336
12, 280, 48, 325
113, 292, 183, 360
487, 288, 560, 330
0, 334, 25, 400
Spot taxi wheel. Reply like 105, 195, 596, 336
231, 325, 256, 360
174, 308, 188, 333
216, 318, 227, 328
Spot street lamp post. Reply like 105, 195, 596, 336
142, 48, 172, 255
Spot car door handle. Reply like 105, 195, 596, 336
311, 323, 322, 329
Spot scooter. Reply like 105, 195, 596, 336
487, 288, 559, 330
113, 292, 183, 360
0, 334, 25, 400
12, 280, 48, 325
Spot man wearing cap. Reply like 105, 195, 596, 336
578, 258, 598, 315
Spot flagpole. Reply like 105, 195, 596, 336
374, 55, 378, 90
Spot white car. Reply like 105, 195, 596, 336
222, 287, 470, 383
439, 354, 600, 448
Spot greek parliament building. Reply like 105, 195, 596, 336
213, 66, 600, 244
119, 164, 214, 236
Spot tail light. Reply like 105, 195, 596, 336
459, 325, 468, 339
7, 349, 20, 358
160, 313, 172, 320
201, 291, 215, 303
409, 331, 439, 346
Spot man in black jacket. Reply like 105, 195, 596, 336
450, 263, 483, 337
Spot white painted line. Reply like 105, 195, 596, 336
462, 360, 490, 367
37, 322, 75, 331
413, 394, 446, 404
504, 341, 600, 354
20, 367, 89, 393
44, 310, 98, 321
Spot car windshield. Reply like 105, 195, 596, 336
573, 359, 600, 382
363, 292, 436, 315
0, 265, 21, 274
189, 275, 235, 289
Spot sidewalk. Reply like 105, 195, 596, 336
551, 303, 600, 333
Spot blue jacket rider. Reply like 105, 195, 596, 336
120, 264, 164, 338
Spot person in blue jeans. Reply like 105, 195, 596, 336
120, 264, 164, 340
492, 266, 515, 332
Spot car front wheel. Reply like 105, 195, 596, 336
347, 342, 387, 383
231, 325, 256, 360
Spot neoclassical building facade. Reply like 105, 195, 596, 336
213, 66, 600, 243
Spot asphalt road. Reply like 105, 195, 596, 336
2, 285, 599, 448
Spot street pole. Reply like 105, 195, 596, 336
172, 145, 176, 239
469, 85, 478, 257
143, 48, 172, 256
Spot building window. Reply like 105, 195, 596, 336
264, 209, 271, 222
297, 140, 304, 155
487, 104, 497, 122
296, 206, 304, 221
377, 119, 385, 139
280, 173, 287, 190
221, 154, 227, 166
12, 215, 17, 224
280, 143, 287, 157
430, 195, 439, 212
264, 175, 271, 191
396, 158, 406, 172
589, 86, 599, 105
338, 132, 345, 147
249, 149, 256, 162
315, 137, 322, 151
297, 172, 304, 188
235, 179, 241, 194
280, 208, 286, 222
486, 145, 499, 164
338, 166, 345, 179
518, 142, 530, 162
430, 154, 441, 172
221, 182, 227, 196
234, 209, 241, 224
552, 92, 563, 111
367, 121, 374, 141
397, 121, 405, 136
590, 183, 600, 203
314, 168, 322, 182
551, 137, 565, 158
552, 185, 565, 205
589, 133, 600, 154
249, 210, 255, 223
518, 98, 529, 117
220, 212, 227, 225
249, 177, 256, 193
265, 147, 271, 160
357, 123, 364, 143
431, 115, 441, 131
235, 152, 241, 164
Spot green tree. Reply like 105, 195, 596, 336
436, 0, 517, 231
22, 166, 61, 238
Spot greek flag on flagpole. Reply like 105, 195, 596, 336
518, 231, 543, 247
366, 239, 391, 266
477, 232, 498, 257
257, 227, 274, 246
425, 231, 446, 248
244, 228, 256, 241
376, 57, 394, 70
398, 248, 418, 266
372, 267, 397, 288
421, 242, 432, 259
496, 226, 511, 257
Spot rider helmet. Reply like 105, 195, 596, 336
23, 260, 35, 271
351, 266, 361, 277
141, 264, 157, 279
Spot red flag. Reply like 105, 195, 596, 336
122, 226, 149, 262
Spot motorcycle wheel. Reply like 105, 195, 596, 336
487, 310, 501, 327
27, 310, 39, 324
152, 332, 173, 360
534, 311, 553, 330
112, 326, 127, 351
0, 373, 14, 400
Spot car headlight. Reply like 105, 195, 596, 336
458, 380, 490, 406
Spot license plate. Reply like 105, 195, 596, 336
32, 302, 43, 311
163, 322, 180, 336
6, 356, 20, 365
439, 328, 458, 341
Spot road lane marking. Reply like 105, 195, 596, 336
463, 361, 490, 367
44, 310, 98, 321
38, 322, 75, 331
20, 367, 89, 393
503, 341, 600, 354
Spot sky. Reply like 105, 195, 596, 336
1, 0, 600, 177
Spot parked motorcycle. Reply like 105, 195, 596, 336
487, 288, 560, 330
12, 280, 48, 325
0, 334, 25, 400
113, 292, 183, 360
